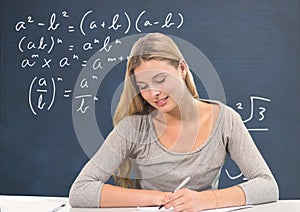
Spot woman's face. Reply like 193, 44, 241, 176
134, 59, 187, 113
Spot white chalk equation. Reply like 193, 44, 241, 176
15, 10, 183, 35
235, 96, 271, 132
14, 9, 184, 115
15, 10, 184, 69
28, 75, 103, 115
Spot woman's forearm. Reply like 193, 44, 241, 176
212, 186, 246, 209
100, 184, 166, 207
162, 186, 246, 211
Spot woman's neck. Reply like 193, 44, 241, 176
157, 92, 200, 125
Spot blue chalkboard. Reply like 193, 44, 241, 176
0, 0, 299, 199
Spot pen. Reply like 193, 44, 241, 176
50, 203, 66, 212
158, 176, 191, 210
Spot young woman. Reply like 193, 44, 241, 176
69, 33, 278, 211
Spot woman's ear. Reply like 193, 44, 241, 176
179, 59, 188, 80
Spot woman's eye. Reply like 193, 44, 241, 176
138, 85, 148, 91
155, 77, 166, 84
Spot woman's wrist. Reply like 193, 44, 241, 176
151, 190, 168, 206
197, 190, 219, 210
198, 186, 246, 210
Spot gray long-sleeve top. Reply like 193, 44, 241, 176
69, 100, 279, 207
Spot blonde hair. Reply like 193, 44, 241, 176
112, 32, 199, 187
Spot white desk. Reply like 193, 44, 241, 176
0, 195, 70, 212
70, 201, 300, 212
0, 196, 299, 212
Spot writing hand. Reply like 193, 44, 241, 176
162, 189, 209, 212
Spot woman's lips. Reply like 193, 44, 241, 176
156, 96, 169, 107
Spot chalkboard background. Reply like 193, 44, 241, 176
1, 0, 299, 199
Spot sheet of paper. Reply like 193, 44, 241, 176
135, 205, 253, 212
135, 206, 173, 211
202, 205, 253, 211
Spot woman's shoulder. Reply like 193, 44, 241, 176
113, 114, 153, 146
115, 114, 151, 131
199, 98, 242, 122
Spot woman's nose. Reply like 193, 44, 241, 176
150, 88, 160, 98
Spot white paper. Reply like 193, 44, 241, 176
202, 205, 253, 211
135, 206, 173, 211
135, 205, 253, 212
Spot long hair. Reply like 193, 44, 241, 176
112, 33, 199, 187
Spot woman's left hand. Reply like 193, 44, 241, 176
161, 188, 212, 212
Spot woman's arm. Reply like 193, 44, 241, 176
162, 106, 278, 211
163, 186, 245, 211
101, 184, 165, 207
225, 107, 279, 204
69, 115, 167, 208
69, 117, 134, 207
69, 158, 166, 208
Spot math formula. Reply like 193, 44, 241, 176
15, 9, 184, 116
